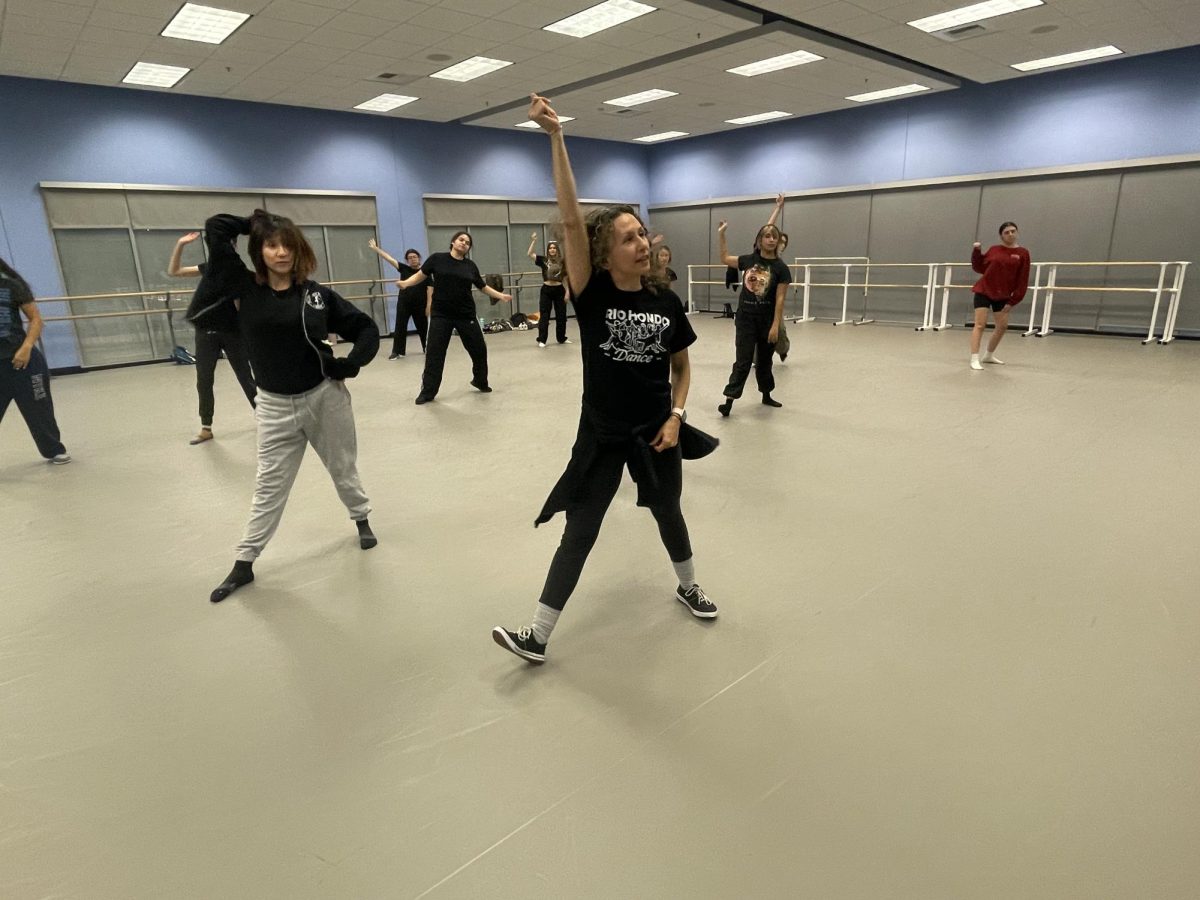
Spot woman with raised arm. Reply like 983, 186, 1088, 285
0, 257, 70, 465
716, 194, 790, 416
969, 222, 1030, 370
169, 231, 256, 445
527, 231, 571, 348
492, 93, 718, 665
653, 244, 678, 286
201, 210, 380, 604
395, 231, 512, 404
368, 239, 429, 359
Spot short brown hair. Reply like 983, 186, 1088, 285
247, 209, 318, 284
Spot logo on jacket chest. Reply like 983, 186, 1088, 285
304, 290, 326, 310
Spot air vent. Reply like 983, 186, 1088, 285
599, 106, 647, 117
372, 72, 418, 85
931, 22, 987, 42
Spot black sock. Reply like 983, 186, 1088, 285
718, 398, 733, 417
210, 560, 254, 603
357, 518, 378, 550
762, 393, 783, 408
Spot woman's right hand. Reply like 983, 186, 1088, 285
973, 241, 982, 249
368, 238, 378, 249
717, 221, 728, 235
178, 231, 200, 246
528, 93, 561, 133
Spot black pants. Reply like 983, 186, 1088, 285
1, 347, 66, 459
420, 316, 488, 399
538, 445, 692, 611
537, 284, 568, 344
195, 328, 256, 427
392, 296, 428, 356
723, 314, 775, 399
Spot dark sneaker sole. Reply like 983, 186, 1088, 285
491, 627, 546, 664
675, 592, 718, 619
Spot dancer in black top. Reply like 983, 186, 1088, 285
716, 193, 789, 416
526, 232, 571, 347
0, 258, 70, 465
654, 244, 678, 286
492, 93, 718, 665
168, 231, 257, 445
202, 210, 380, 603
395, 231, 512, 404
368, 239, 429, 359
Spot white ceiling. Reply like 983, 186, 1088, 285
0, 0, 1196, 142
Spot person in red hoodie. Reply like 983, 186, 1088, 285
970, 221, 1030, 370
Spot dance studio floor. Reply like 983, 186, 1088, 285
4, 318, 1199, 899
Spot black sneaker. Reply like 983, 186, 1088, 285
492, 626, 546, 663
676, 584, 718, 619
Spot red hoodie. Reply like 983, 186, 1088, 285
972, 244, 1031, 304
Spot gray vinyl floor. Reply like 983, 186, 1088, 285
4, 318, 1199, 900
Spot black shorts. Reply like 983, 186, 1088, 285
973, 294, 1008, 313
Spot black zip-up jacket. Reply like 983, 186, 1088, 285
202, 214, 379, 395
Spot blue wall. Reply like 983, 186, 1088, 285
0, 76, 649, 366
646, 45, 1200, 204
3, 44, 1199, 365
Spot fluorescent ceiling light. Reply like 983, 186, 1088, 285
846, 83, 930, 102
726, 49, 823, 77
516, 116, 575, 128
908, 0, 1043, 33
634, 131, 688, 143
161, 3, 250, 44
604, 88, 677, 107
430, 56, 513, 82
354, 94, 419, 112
123, 62, 190, 88
725, 111, 792, 125
1011, 45, 1122, 71
544, 0, 656, 38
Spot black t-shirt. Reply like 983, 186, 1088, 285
535, 254, 566, 283
575, 269, 696, 427
736, 252, 791, 315
421, 252, 484, 319
0, 271, 34, 361
390, 261, 427, 308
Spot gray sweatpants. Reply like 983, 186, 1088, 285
235, 379, 370, 561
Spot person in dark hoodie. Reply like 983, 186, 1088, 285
491, 94, 718, 665
202, 210, 380, 603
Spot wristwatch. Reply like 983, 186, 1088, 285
670, 407, 687, 423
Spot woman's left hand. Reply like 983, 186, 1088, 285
499, 293, 513, 303
768, 325, 779, 344
11, 346, 31, 369
650, 415, 681, 452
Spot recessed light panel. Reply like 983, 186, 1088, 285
354, 94, 419, 112
544, 0, 656, 38
908, 0, 1043, 34
604, 89, 677, 107
161, 3, 250, 44
430, 57, 513, 82
725, 111, 792, 125
846, 84, 930, 103
634, 131, 688, 143
726, 50, 823, 77
123, 62, 190, 88
516, 117, 575, 128
1011, 45, 1122, 71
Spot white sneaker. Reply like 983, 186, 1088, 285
969, 355, 983, 371
50, 454, 72, 465
537, 341, 546, 348
561, 338, 572, 344
981, 353, 1005, 365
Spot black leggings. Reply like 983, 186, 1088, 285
0, 346, 66, 458
195, 328, 256, 427
723, 314, 775, 399
420, 316, 488, 398
537, 446, 692, 611
537, 284, 568, 344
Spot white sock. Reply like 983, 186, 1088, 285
982, 350, 1004, 364
672, 557, 696, 588
530, 604, 560, 644
970, 353, 983, 370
